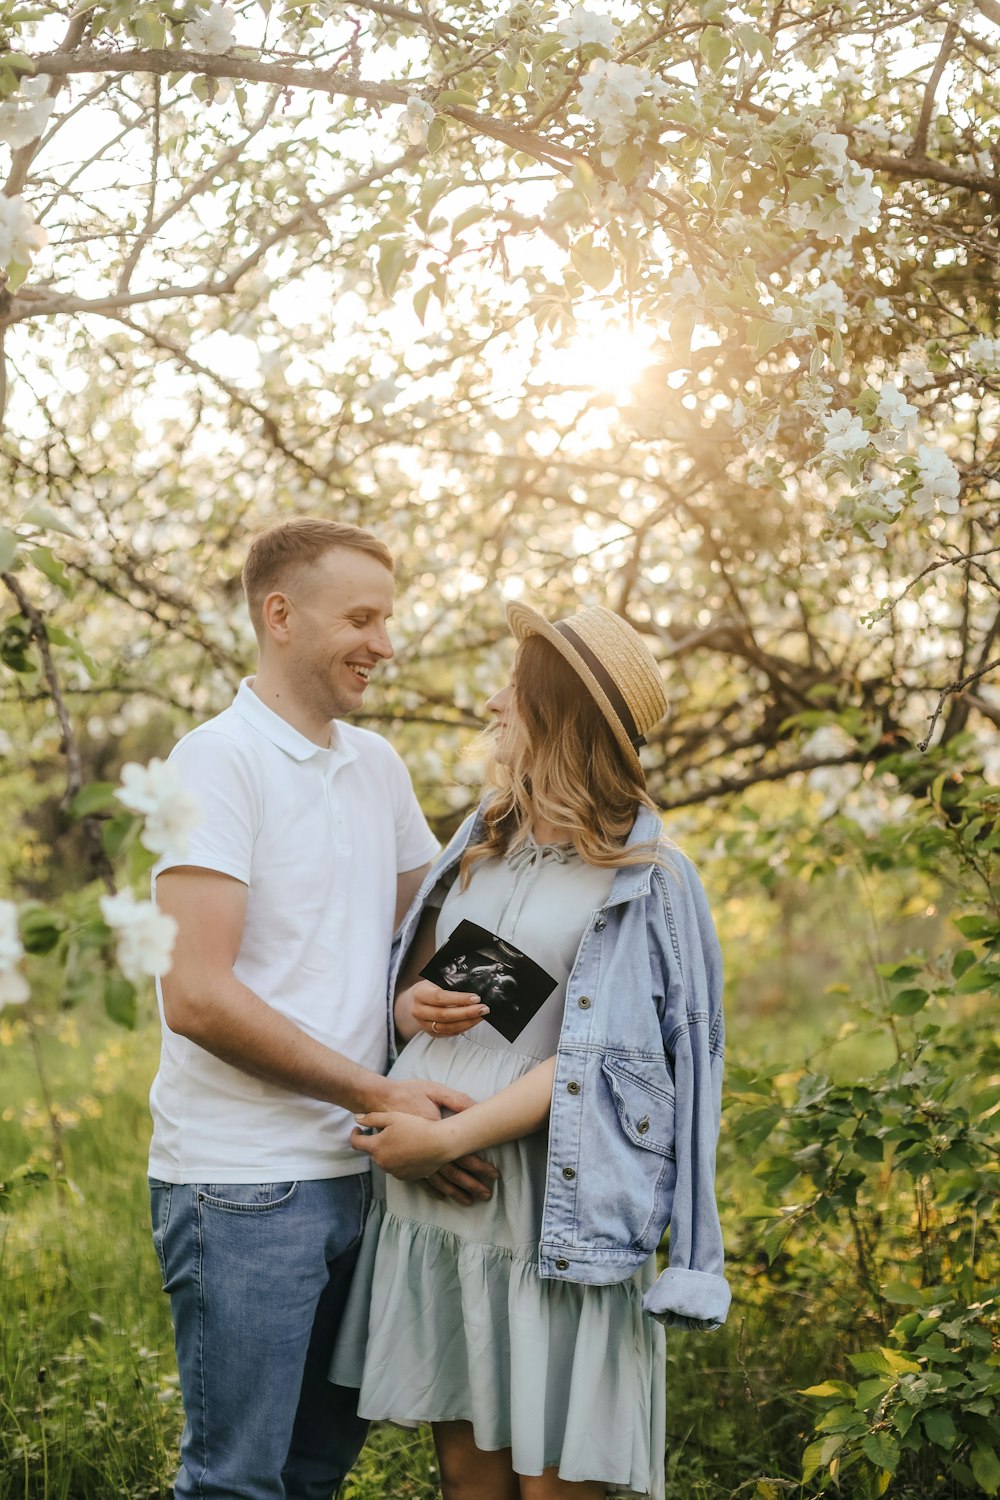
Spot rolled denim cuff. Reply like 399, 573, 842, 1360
641, 1267, 731, 1330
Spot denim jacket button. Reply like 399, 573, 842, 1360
637, 1117, 650, 1134
562, 1166, 576, 1180
577, 995, 591, 1009
594, 917, 607, 930
566, 1080, 581, 1095
554, 1258, 570, 1271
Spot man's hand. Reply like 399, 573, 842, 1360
407, 979, 489, 1038
423, 1153, 499, 1205
378, 1077, 475, 1121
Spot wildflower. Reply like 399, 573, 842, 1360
116, 759, 201, 862
557, 7, 616, 48
0, 194, 47, 268
100, 891, 178, 983
0, 901, 29, 1011
875, 383, 917, 432
820, 409, 868, 459
184, 3, 235, 52
403, 96, 435, 144
912, 444, 960, 515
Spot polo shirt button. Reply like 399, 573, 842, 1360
555, 1258, 569, 1271
567, 1080, 581, 1096
578, 996, 591, 1009
562, 1166, 576, 1181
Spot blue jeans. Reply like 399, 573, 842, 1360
150, 1174, 371, 1500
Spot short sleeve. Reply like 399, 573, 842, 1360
384, 742, 440, 874
153, 729, 261, 885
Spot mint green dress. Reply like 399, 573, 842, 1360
331, 840, 666, 1497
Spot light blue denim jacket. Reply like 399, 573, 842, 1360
388, 802, 731, 1331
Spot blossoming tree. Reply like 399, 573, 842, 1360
0, 4, 998, 1491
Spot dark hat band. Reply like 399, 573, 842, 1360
554, 622, 646, 750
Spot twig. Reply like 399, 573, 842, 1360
919, 653, 1000, 750
1, 571, 83, 807
910, 18, 959, 159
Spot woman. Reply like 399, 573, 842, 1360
332, 603, 730, 1500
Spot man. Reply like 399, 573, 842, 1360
150, 518, 491, 1500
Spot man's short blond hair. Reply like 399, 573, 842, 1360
242, 518, 394, 639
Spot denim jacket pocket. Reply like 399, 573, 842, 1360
601, 1056, 676, 1158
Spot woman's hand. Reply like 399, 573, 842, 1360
404, 979, 489, 1038
351, 1110, 460, 1180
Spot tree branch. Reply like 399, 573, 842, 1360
910, 18, 959, 159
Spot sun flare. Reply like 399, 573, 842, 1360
535, 321, 658, 397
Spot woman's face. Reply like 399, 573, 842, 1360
485, 676, 526, 766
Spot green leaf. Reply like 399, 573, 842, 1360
0, 526, 17, 572
437, 88, 478, 108
412, 283, 432, 324
802, 1438, 826, 1483
699, 25, 730, 71
26, 545, 73, 596
104, 975, 137, 1030
614, 142, 644, 185
748, 318, 788, 357
570, 241, 614, 291
954, 914, 997, 939
862, 1432, 899, 1473
800, 1381, 856, 1399
20, 502, 81, 537
425, 116, 447, 154
881, 1282, 924, 1305
921, 1409, 957, 1449
889, 987, 929, 1015
377, 239, 407, 298
69, 781, 118, 819
19, 905, 64, 956
103, 812, 142, 860
4, 260, 28, 292
451, 204, 489, 237
971, 1447, 1000, 1495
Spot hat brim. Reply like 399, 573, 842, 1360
506, 601, 644, 779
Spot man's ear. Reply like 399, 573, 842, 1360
261, 590, 293, 643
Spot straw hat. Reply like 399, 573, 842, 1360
506, 602, 668, 779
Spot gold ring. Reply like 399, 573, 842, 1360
431, 1020, 439, 1035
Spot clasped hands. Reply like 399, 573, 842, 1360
351, 978, 495, 1205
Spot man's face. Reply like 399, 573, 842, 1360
281, 547, 395, 720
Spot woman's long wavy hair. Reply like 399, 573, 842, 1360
459, 633, 664, 884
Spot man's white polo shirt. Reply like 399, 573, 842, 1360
148, 679, 439, 1184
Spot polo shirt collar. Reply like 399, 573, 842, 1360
232, 678, 358, 765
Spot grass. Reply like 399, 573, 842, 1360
0, 981, 971, 1500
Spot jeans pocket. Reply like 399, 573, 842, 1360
149, 1180, 172, 1289
196, 1181, 299, 1213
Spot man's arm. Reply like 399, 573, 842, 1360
157, 867, 472, 1121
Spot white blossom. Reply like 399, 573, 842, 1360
820, 408, 868, 459
100, 890, 178, 983
0, 77, 53, 149
403, 95, 434, 144
812, 130, 850, 171
557, 6, 616, 48
912, 444, 960, 515
577, 59, 654, 146
184, 2, 235, 52
116, 758, 201, 862
983, 742, 1000, 786
0, 900, 29, 1010
859, 482, 903, 547
968, 335, 1000, 372
875, 383, 917, 432
803, 723, 857, 761
844, 786, 912, 837
801, 280, 847, 323
0, 194, 47, 269
899, 353, 935, 390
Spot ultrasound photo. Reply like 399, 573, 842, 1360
420, 920, 558, 1043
